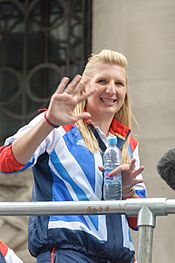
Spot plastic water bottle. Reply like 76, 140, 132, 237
103, 137, 122, 200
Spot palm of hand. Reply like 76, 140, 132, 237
46, 75, 95, 126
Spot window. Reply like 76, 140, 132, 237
0, 0, 92, 144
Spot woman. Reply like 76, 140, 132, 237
0, 49, 146, 263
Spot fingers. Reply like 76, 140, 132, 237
62, 75, 95, 98
54, 75, 82, 95
98, 166, 104, 172
132, 178, 144, 185
76, 87, 96, 104
55, 75, 95, 102
60, 74, 88, 96
73, 112, 91, 122
134, 165, 144, 177
73, 76, 96, 102
109, 159, 136, 177
55, 77, 70, 94
109, 164, 128, 177
74, 76, 91, 94
109, 162, 144, 178
64, 75, 82, 95
128, 158, 136, 171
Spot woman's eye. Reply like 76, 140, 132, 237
115, 81, 124, 87
98, 79, 107, 85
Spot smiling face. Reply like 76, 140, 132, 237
86, 63, 127, 122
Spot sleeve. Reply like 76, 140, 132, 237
126, 195, 141, 231
0, 144, 24, 173
127, 136, 147, 230
5, 248, 23, 263
0, 240, 8, 257
0, 113, 58, 174
0, 240, 23, 263
129, 136, 147, 198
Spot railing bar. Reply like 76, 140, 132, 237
1, 198, 175, 263
0, 198, 175, 216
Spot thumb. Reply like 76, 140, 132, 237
75, 112, 91, 121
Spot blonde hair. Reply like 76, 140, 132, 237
74, 49, 132, 163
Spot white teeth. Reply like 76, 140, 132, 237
100, 98, 116, 105
101, 98, 116, 103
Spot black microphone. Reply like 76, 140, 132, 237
157, 148, 175, 190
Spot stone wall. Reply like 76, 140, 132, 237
0, 170, 35, 262
93, 0, 175, 262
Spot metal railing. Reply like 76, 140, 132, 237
0, 198, 175, 263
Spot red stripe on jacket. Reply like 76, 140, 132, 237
0, 241, 8, 257
123, 195, 141, 230
129, 136, 138, 152
0, 144, 24, 173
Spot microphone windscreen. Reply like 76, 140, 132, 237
157, 148, 175, 190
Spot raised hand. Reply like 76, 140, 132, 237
46, 75, 95, 126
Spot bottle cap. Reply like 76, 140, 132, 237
108, 137, 118, 145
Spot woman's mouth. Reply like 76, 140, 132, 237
100, 98, 117, 105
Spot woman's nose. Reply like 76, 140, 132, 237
106, 82, 116, 93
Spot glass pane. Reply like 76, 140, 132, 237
0, 0, 92, 144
